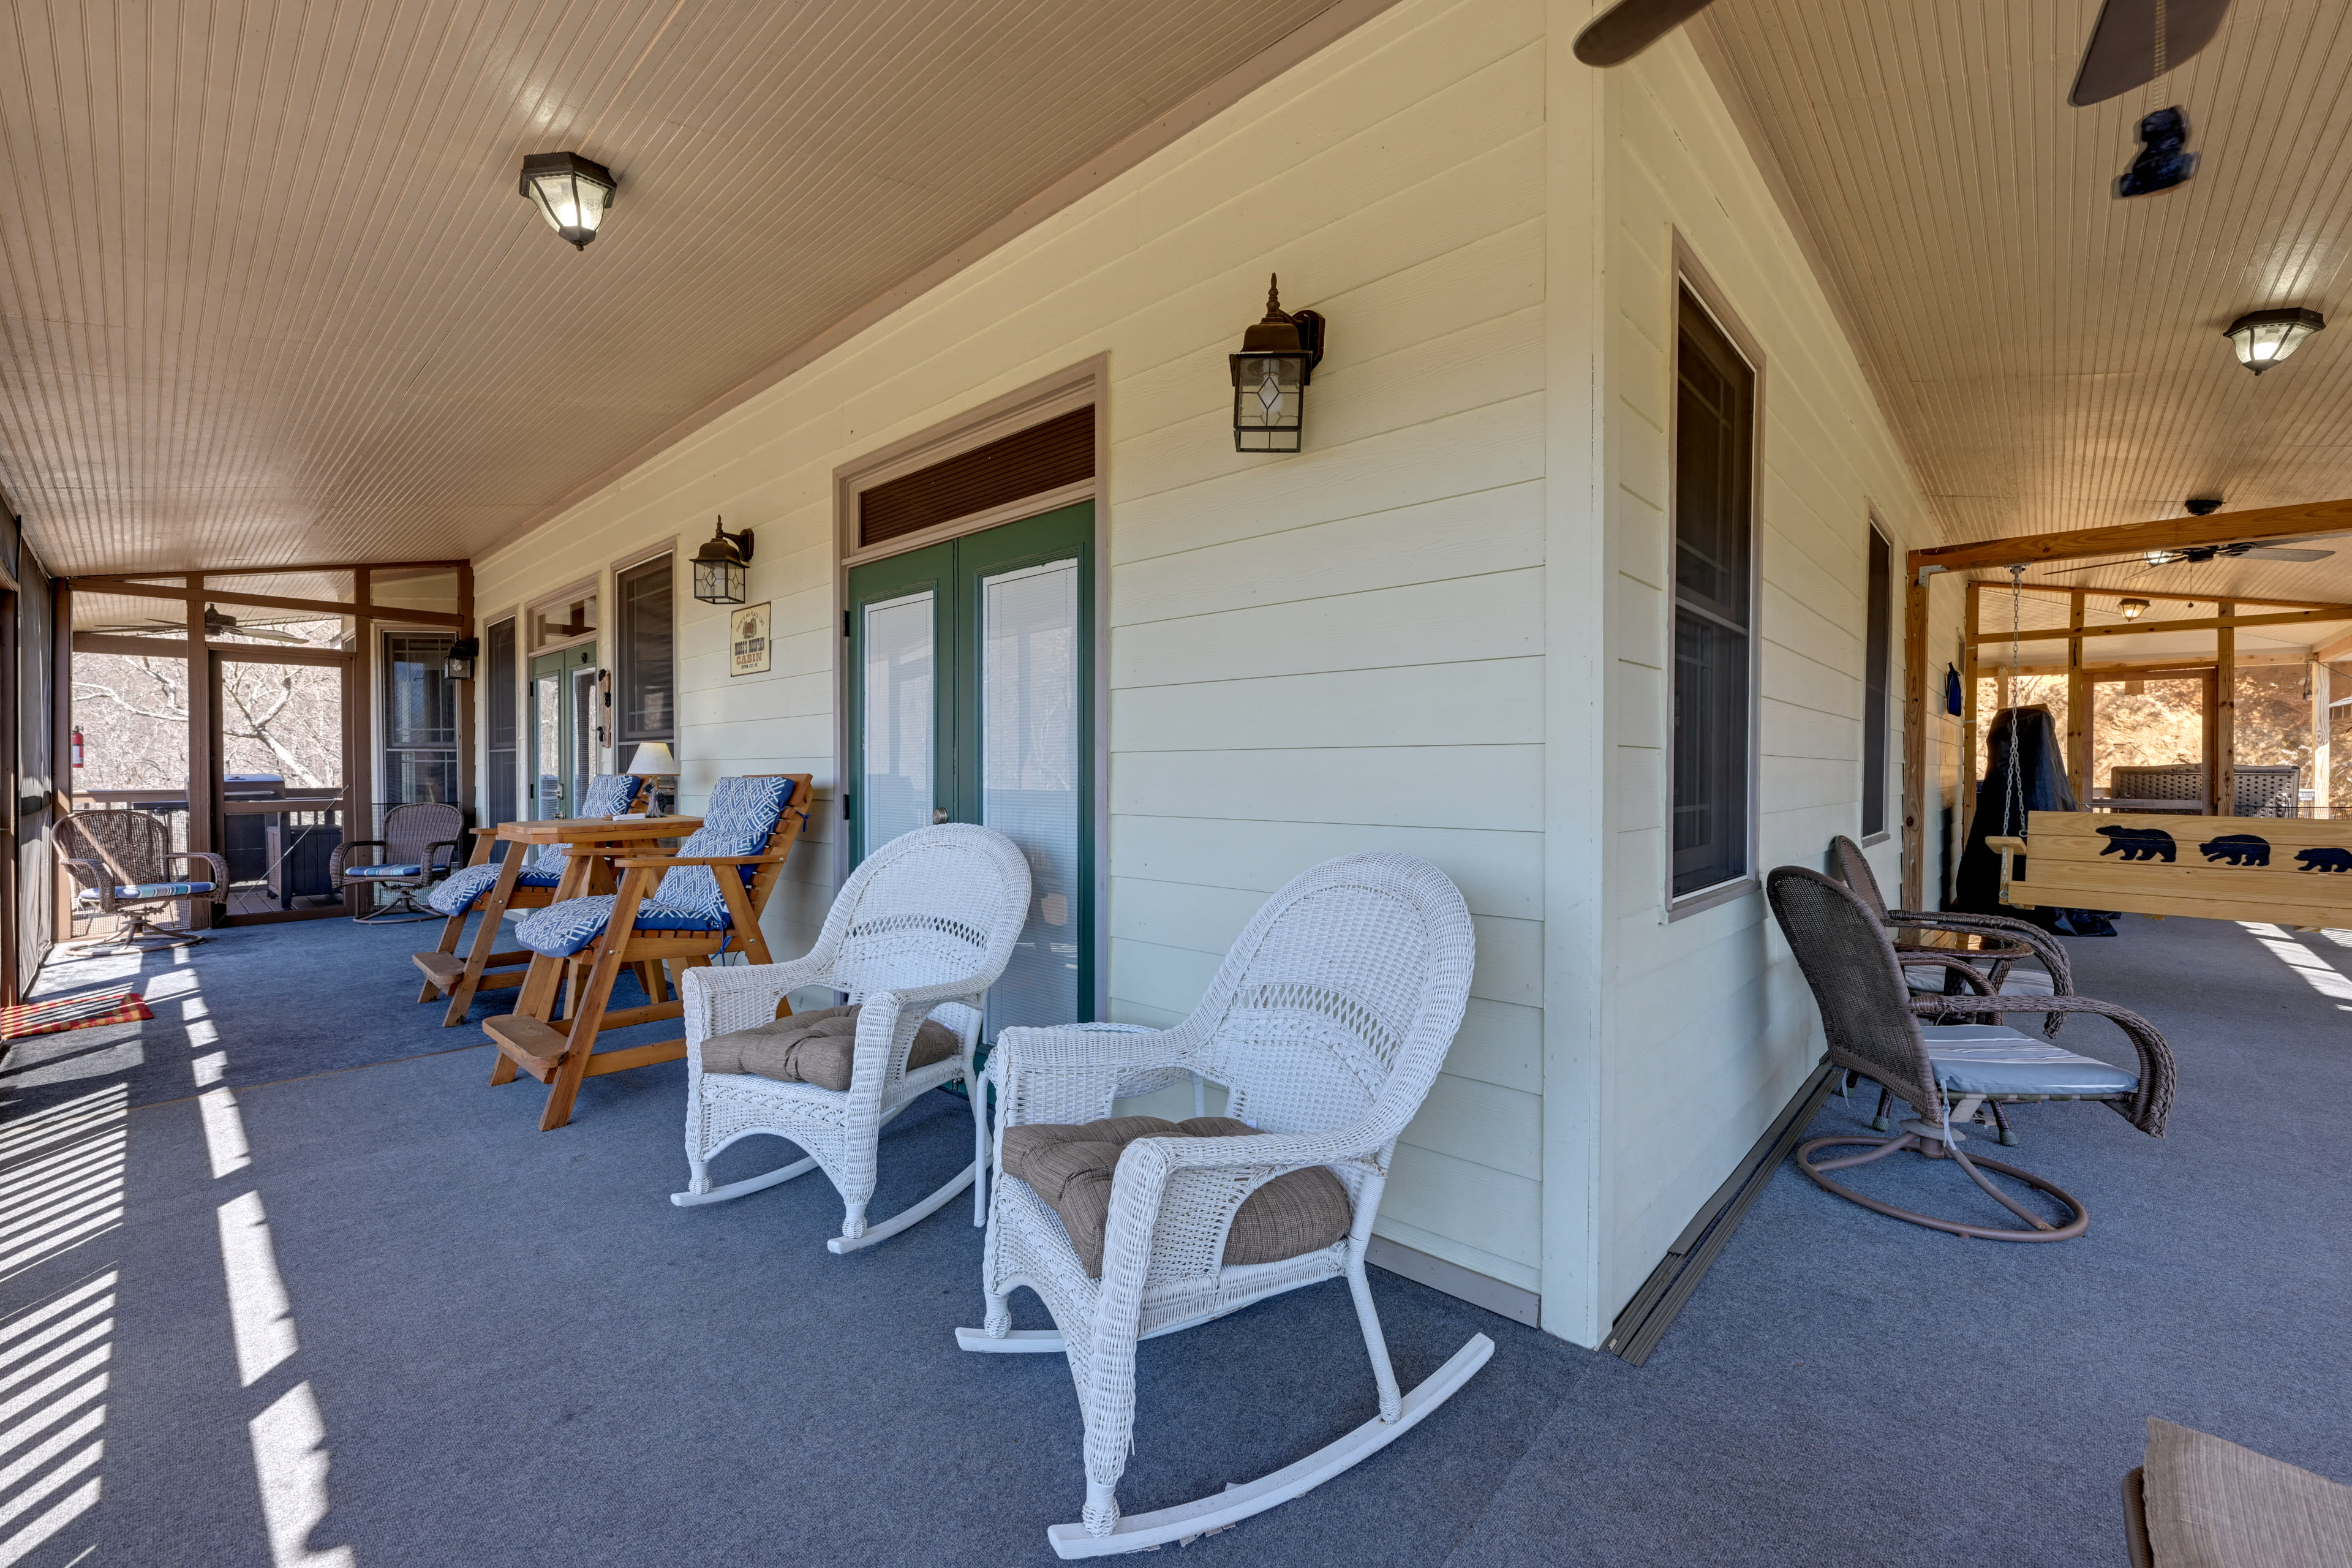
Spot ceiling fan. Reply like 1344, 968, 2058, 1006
93, 604, 312, 644
2041, 540, 2337, 578
1573, 0, 2231, 107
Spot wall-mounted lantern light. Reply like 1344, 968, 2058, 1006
2225, 307, 2324, 374
520, 151, 616, 250
443, 638, 480, 680
690, 516, 756, 605
2118, 598, 2149, 621
1230, 275, 1326, 453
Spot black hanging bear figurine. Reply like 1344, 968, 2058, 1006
2117, 107, 2198, 198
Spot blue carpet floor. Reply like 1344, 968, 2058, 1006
0, 913, 676, 1117
1, 911, 2346, 1564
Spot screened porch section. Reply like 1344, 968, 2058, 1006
61, 564, 473, 931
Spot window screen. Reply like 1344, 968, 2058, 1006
1862, 526, 1892, 837
616, 554, 674, 745
486, 617, 518, 821
382, 632, 458, 804
1671, 288, 1755, 899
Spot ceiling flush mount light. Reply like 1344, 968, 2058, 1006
691, 516, 755, 605
1230, 275, 1326, 453
520, 151, 616, 250
2118, 598, 2150, 621
2225, 308, 2325, 374
443, 638, 480, 680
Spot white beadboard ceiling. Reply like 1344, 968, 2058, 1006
1699, 0, 2352, 614
0, 0, 1351, 577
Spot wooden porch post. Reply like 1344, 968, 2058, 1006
1899, 565, 1932, 908
184, 576, 217, 925
1959, 580, 1980, 877
350, 568, 373, 916
458, 560, 475, 831
2215, 600, 2236, 816
2314, 657, 2332, 820
51, 579, 72, 948
2065, 590, 2089, 801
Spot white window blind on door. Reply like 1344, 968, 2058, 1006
980, 559, 1080, 1035
861, 590, 937, 853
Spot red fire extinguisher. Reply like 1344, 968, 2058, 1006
70, 726, 85, 769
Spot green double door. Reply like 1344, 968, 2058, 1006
529, 644, 599, 819
846, 502, 1093, 1035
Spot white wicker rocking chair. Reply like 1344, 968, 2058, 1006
671, 823, 1031, 1252
959, 852, 1490, 1557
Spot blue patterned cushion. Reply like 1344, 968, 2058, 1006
514, 894, 729, 955
344, 863, 426, 880
513, 776, 794, 957
652, 776, 794, 920
581, 774, 642, 816
426, 862, 564, 916
77, 880, 215, 902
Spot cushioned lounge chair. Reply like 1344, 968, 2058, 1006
55, 807, 225, 950
961, 852, 1491, 1556
1768, 865, 2173, 1242
672, 823, 1031, 1251
331, 801, 463, 922
484, 774, 811, 1129
411, 773, 647, 1025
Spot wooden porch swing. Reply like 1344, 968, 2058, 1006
1898, 496, 2352, 930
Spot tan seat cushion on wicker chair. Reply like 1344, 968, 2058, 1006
2140, 1417, 2352, 1568
699, 1004, 960, 1091
1000, 1115, 1352, 1278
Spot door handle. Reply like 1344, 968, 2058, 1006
932, 808, 950, 824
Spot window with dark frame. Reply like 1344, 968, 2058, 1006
1671, 287, 1757, 899
1861, 525, 1893, 838
615, 554, 674, 745
486, 617, 518, 821
382, 631, 459, 805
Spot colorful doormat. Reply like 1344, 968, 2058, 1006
0, 989, 153, 1040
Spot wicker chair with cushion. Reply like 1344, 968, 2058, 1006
672, 823, 1031, 1251
412, 774, 647, 1025
331, 801, 464, 922
1768, 865, 2174, 1242
1831, 834, 2081, 1145
960, 853, 1491, 1556
2124, 1417, 2352, 1567
55, 807, 226, 949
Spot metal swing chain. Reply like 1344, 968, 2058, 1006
2003, 564, 2028, 837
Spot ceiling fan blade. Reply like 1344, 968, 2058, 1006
2040, 555, 2166, 576
1572, 0, 1719, 66
2070, 0, 2233, 107
2239, 547, 2334, 562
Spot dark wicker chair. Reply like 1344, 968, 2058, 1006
1767, 865, 2173, 1242
1829, 834, 2079, 1143
1829, 834, 2075, 1001
331, 801, 464, 922
55, 807, 227, 949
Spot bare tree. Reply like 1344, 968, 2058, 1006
74, 646, 342, 793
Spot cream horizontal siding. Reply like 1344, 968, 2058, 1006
471, 0, 1551, 1292
1597, 32, 1940, 1321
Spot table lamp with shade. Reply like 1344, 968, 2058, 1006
624, 741, 678, 816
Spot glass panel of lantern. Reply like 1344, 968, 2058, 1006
1231, 350, 1306, 452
